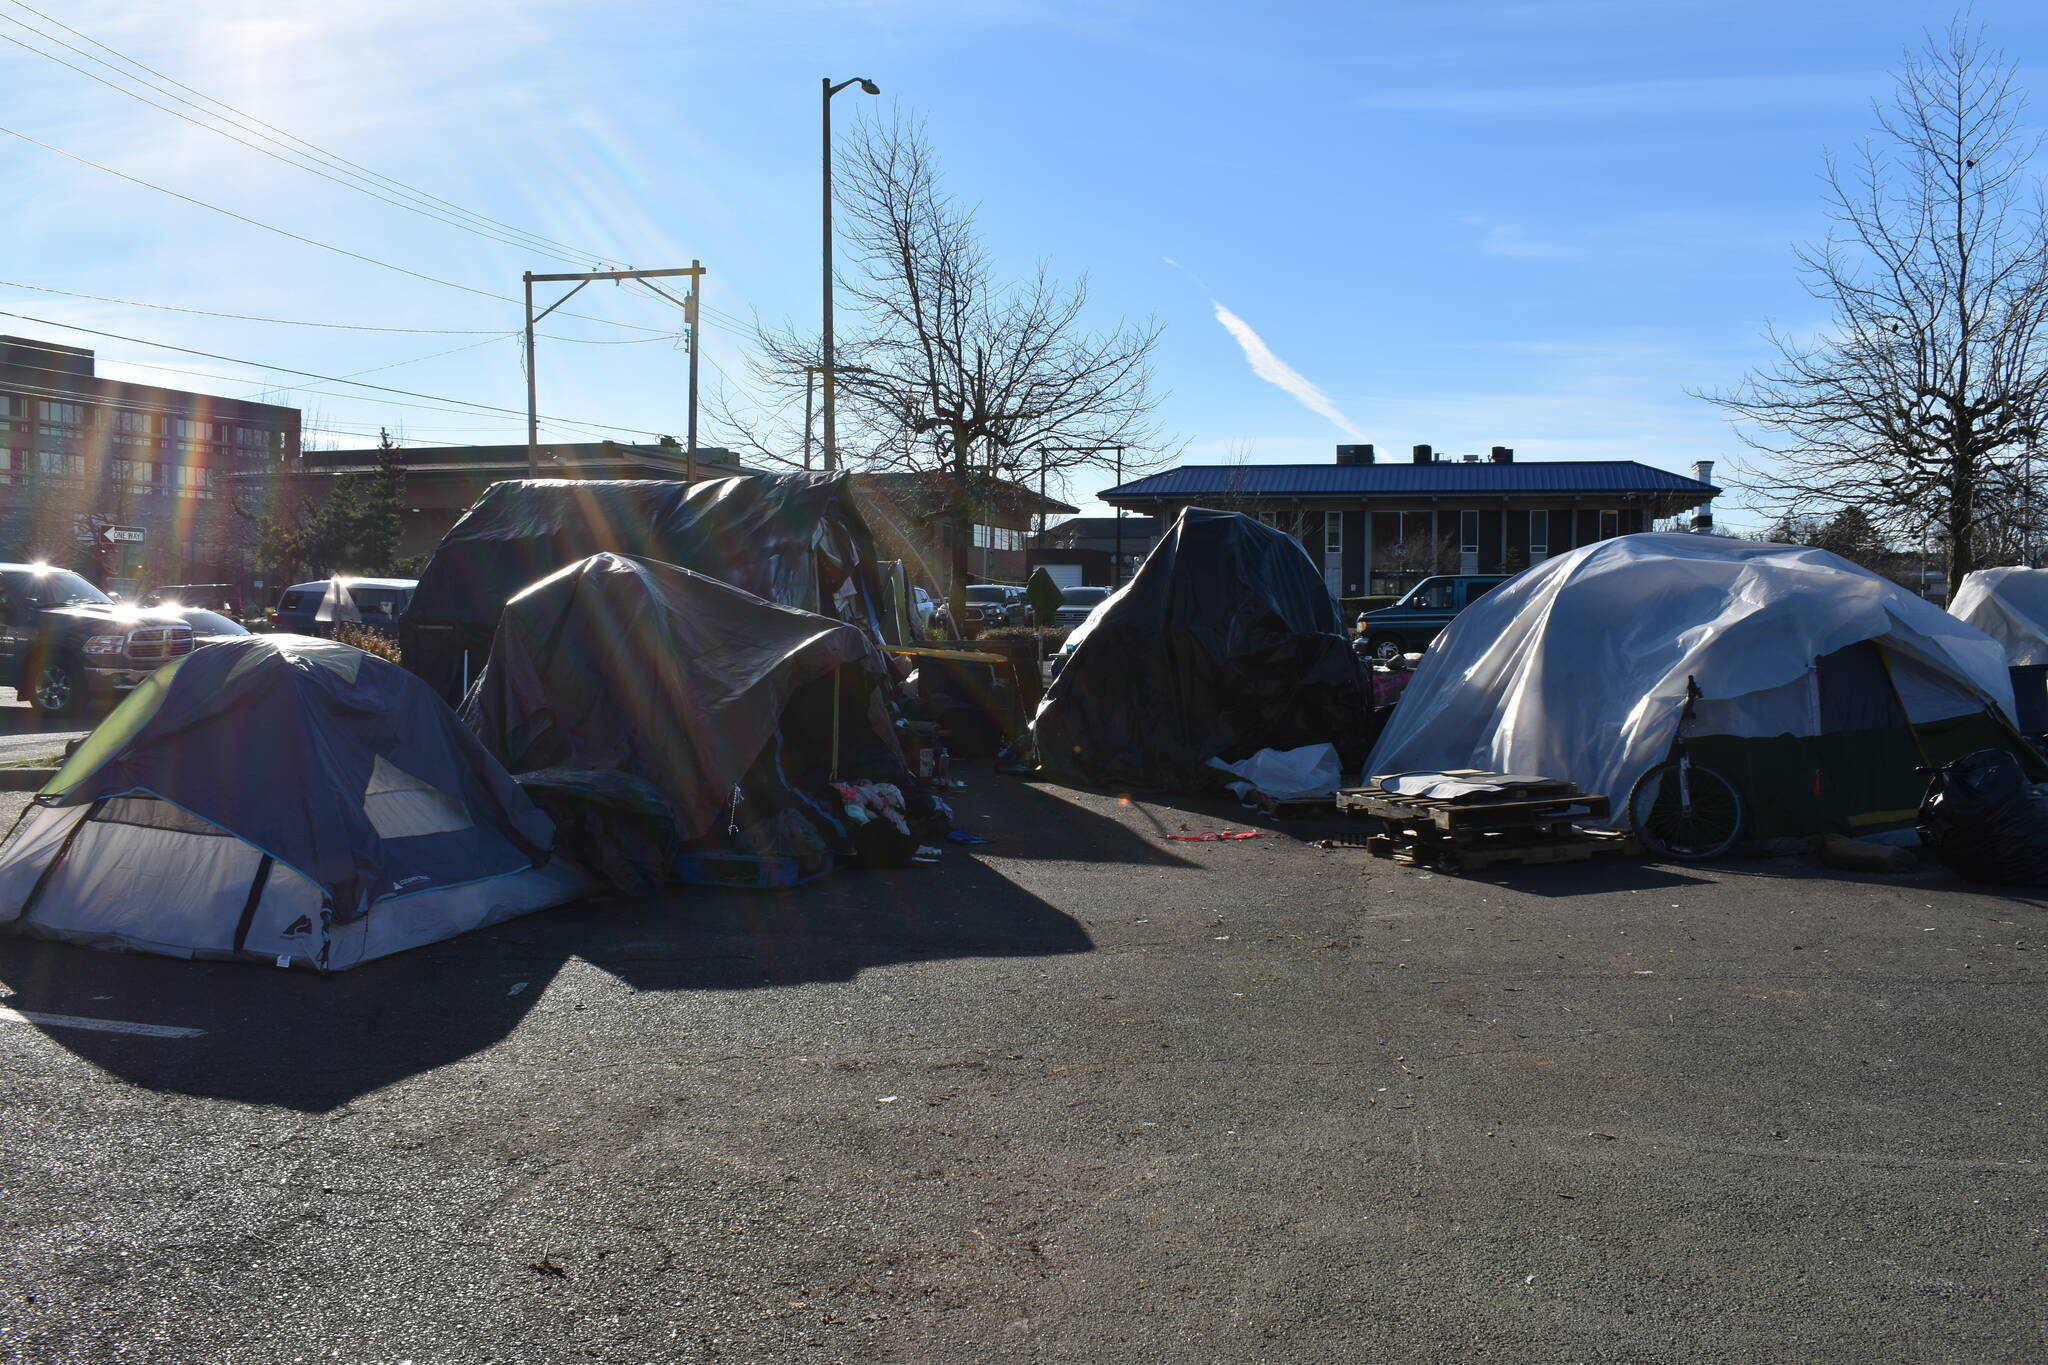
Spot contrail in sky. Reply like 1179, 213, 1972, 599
1208, 300, 1366, 439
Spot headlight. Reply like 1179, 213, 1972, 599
84, 634, 127, 656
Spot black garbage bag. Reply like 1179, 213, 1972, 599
1916, 748, 2048, 885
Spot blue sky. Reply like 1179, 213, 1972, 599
5, 0, 2046, 526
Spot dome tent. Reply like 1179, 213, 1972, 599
1949, 566, 2048, 666
0, 635, 588, 970
1369, 533, 2034, 838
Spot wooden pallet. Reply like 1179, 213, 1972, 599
1342, 770, 1636, 872
1340, 789, 1609, 830
1366, 827, 1639, 872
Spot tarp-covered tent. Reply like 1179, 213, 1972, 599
0, 635, 587, 970
1370, 533, 2031, 836
1950, 567, 2048, 666
401, 472, 896, 704
1032, 506, 1370, 789
460, 553, 910, 885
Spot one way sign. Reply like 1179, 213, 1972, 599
102, 525, 145, 543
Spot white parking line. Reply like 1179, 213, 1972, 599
0, 1006, 205, 1039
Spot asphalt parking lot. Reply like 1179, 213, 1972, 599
0, 773, 2043, 1364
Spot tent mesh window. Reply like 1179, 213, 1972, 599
363, 755, 476, 839
90, 796, 233, 837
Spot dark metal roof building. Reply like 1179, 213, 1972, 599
1098, 444, 1722, 599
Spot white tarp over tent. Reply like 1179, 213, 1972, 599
1368, 533, 2018, 810
1950, 566, 2048, 666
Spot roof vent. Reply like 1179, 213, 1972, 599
1411, 443, 1433, 465
1461, 453, 1480, 462
1490, 446, 1514, 463
1335, 443, 1375, 466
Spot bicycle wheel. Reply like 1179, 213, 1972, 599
1628, 760, 1744, 861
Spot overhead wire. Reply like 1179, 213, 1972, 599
0, 126, 677, 337
0, 0, 630, 270
0, 367, 625, 446
0, 24, 609, 269
0, 3, 738, 342
0, 320, 661, 440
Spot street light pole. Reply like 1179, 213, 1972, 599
822, 75, 880, 473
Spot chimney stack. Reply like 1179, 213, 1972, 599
1411, 443, 1433, 465
1335, 443, 1375, 466
1690, 459, 1716, 531
1490, 446, 1514, 463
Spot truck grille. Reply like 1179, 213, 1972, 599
127, 626, 194, 663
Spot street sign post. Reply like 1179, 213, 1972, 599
1024, 566, 1067, 671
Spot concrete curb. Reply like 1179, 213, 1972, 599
0, 767, 57, 792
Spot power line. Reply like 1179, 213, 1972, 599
230, 333, 516, 403
0, 366, 625, 446
0, 24, 608, 268
0, 0, 631, 271
0, 320, 661, 439
0, 280, 688, 344
0, 125, 676, 337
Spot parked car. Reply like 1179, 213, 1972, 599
1046, 593, 1120, 681
271, 577, 417, 637
931, 583, 1022, 635
0, 563, 195, 717
142, 583, 242, 617
910, 586, 937, 633
1354, 574, 1511, 664
1051, 585, 1112, 627
174, 608, 251, 648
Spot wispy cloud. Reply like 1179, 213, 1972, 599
1208, 301, 1364, 439
1357, 70, 1877, 119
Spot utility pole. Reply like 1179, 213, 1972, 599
1040, 444, 1128, 584
802, 366, 821, 470
522, 264, 707, 479
686, 259, 702, 483
822, 75, 880, 472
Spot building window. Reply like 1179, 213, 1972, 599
1324, 511, 1342, 557
33, 449, 84, 478
115, 410, 157, 435
1530, 510, 1548, 562
1599, 509, 1619, 540
37, 400, 85, 427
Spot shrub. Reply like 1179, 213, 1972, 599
975, 624, 1073, 651
332, 623, 402, 665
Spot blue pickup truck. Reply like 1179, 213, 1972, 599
1354, 574, 1509, 664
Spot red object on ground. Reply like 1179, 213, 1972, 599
1164, 831, 1266, 842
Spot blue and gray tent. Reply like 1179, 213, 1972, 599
0, 634, 588, 970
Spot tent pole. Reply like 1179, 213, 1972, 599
15, 798, 103, 922
1873, 643, 1935, 770
830, 668, 842, 782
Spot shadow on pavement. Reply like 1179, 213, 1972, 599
0, 696, 94, 736
0, 792, 1094, 1113
959, 777, 1198, 867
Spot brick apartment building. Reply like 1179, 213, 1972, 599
0, 334, 299, 594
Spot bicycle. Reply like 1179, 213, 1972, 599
1627, 674, 1745, 861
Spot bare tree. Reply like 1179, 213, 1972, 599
740, 113, 1168, 622
1702, 21, 2048, 600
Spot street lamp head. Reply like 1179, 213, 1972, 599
858, 78, 880, 95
